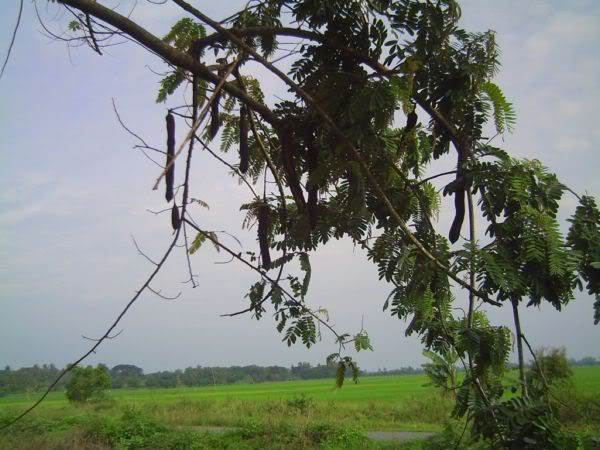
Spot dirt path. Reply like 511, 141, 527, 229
365, 431, 436, 442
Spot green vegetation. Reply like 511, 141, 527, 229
0, 362, 425, 394
66, 365, 111, 403
1, 368, 598, 448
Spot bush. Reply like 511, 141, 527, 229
321, 425, 368, 450
84, 408, 165, 449
286, 393, 314, 414
526, 347, 573, 397
65, 365, 111, 403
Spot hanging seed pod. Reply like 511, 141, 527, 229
405, 110, 418, 131
449, 187, 465, 243
448, 148, 468, 244
239, 104, 249, 173
257, 203, 272, 270
171, 204, 181, 230
208, 60, 227, 140
305, 129, 320, 227
279, 126, 306, 211
307, 188, 318, 227
190, 39, 204, 60
209, 100, 221, 139
165, 111, 176, 203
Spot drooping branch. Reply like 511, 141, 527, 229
0, 43, 202, 425
0, 229, 182, 431
183, 218, 344, 341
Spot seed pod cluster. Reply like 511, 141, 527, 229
239, 105, 249, 173
279, 127, 306, 212
257, 203, 272, 270
171, 204, 181, 230
165, 111, 175, 203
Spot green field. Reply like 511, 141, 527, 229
1, 367, 599, 449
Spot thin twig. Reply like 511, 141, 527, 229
131, 235, 159, 266
112, 98, 165, 154
147, 285, 182, 301
413, 170, 458, 187
195, 136, 260, 200
0, 0, 24, 78
85, 13, 103, 54
82, 329, 123, 341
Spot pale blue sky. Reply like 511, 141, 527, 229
0, 0, 598, 372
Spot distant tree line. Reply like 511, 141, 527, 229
1, 356, 597, 394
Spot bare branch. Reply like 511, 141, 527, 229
85, 13, 103, 54
413, 170, 458, 187
147, 285, 182, 301
195, 135, 260, 200
112, 98, 165, 154
82, 329, 123, 341
0, 0, 24, 78
182, 220, 198, 287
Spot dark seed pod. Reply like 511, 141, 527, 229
171, 204, 181, 230
257, 203, 272, 270
189, 39, 204, 60
208, 60, 228, 140
279, 126, 306, 211
209, 100, 221, 139
239, 105, 249, 173
307, 188, 318, 227
449, 187, 465, 243
165, 112, 176, 203
448, 147, 468, 244
405, 110, 418, 131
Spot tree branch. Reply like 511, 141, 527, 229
58, 0, 279, 125
172, 0, 500, 307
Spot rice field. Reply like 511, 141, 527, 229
0, 367, 598, 449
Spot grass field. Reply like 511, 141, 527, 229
1, 367, 599, 449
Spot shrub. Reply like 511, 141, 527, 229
526, 347, 573, 397
286, 393, 314, 415
65, 365, 111, 403
321, 425, 368, 450
84, 408, 165, 449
